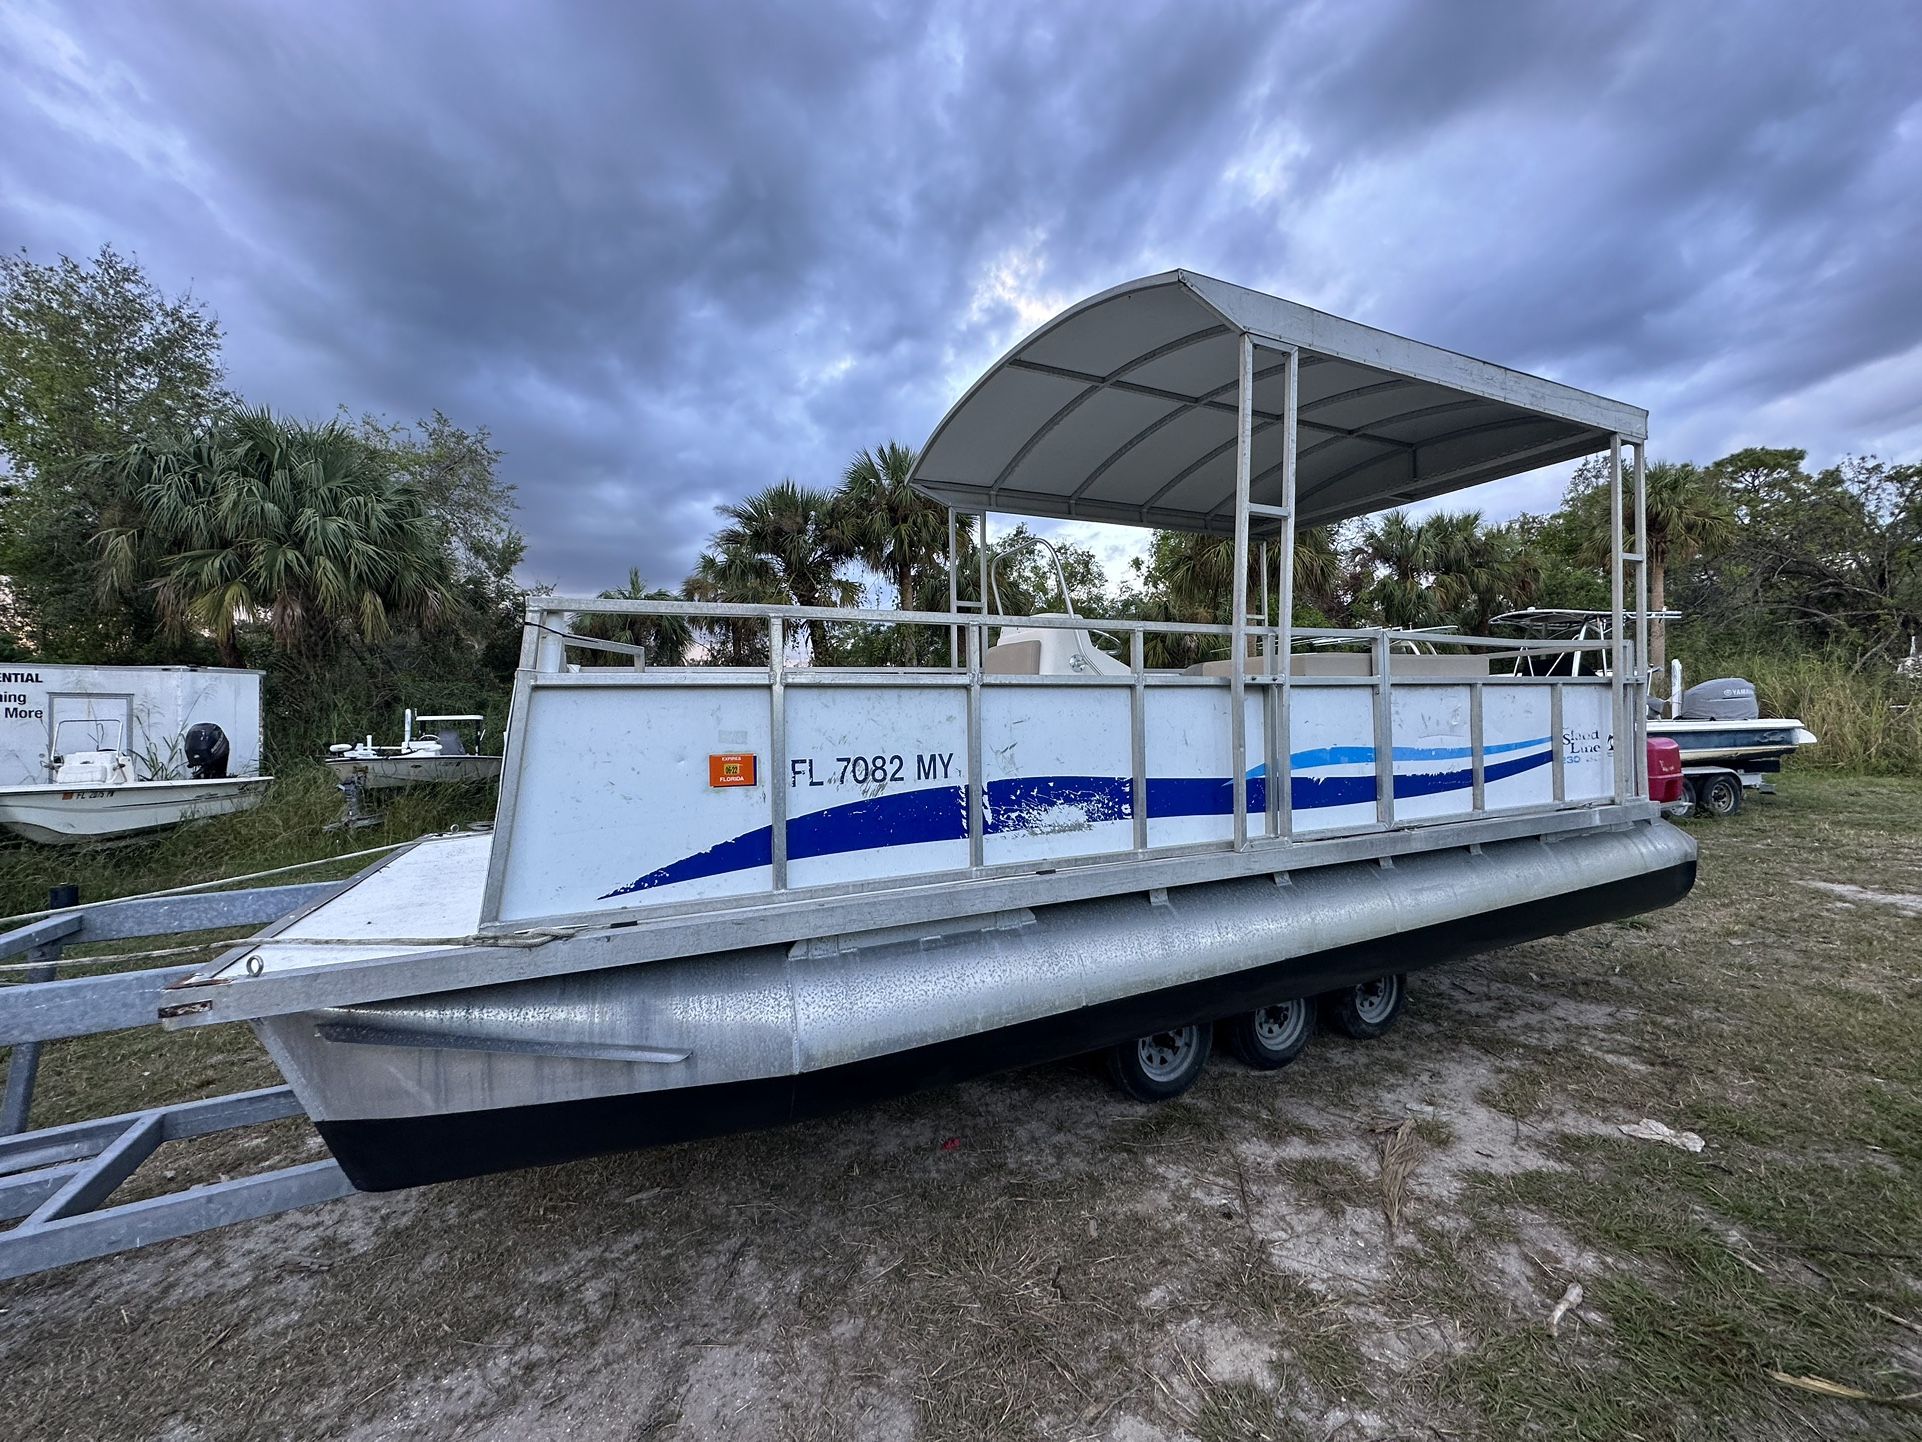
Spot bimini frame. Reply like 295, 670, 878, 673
916, 270, 1654, 842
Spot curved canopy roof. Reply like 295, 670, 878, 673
911, 270, 1646, 537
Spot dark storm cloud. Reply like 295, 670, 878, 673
3, 0, 1918, 588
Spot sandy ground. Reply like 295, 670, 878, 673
3, 775, 1919, 1441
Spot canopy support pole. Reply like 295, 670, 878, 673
1258, 541, 1269, 660
946, 507, 959, 669
979, 511, 991, 624
1230, 332, 1254, 850
1275, 346, 1299, 840
1632, 442, 1649, 794
1608, 433, 1626, 804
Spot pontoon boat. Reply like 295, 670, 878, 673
162, 272, 1696, 1190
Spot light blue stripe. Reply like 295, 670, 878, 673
1288, 736, 1550, 769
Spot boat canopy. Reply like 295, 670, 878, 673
910, 270, 1647, 537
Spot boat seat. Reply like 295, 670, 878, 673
436, 728, 468, 755
1289, 654, 1372, 677
1389, 655, 1492, 678
1181, 654, 1369, 677
984, 640, 1042, 675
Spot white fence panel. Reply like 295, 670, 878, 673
1289, 686, 1379, 834
981, 686, 1132, 866
784, 687, 968, 888
1143, 687, 1268, 847
495, 685, 774, 921
1560, 685, 1616, 803
1483, 687, 1556, 811
1388, 684, 1477, 824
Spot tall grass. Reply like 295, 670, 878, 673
0, 767, 498, 919
1668, 644, 1922, 776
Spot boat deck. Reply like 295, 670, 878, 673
212, 831, 491, 978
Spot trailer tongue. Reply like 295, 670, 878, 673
165, 270, 1695, 1189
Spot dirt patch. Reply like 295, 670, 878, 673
1799, 879, 1922, 917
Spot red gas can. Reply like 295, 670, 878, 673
1646, 736, 1685, 805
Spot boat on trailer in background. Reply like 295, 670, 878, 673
1496, 607, 1818, 816
323, 710, 501, 791
160, 271, 1696, 1191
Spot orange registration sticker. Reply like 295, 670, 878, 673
708, 752, 758, 787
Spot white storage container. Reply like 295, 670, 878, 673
0, 664, 264, 786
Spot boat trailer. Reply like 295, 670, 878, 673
1, 269, 1700, 1270
0, 879, 365, 1281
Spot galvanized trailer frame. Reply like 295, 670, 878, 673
0, 881, 362, 1280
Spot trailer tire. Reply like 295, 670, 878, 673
1696, 772, 1743, 818
1226, 998, 1315, 1070
1324, 974, 1406, 1040
1105, 1023, 1211, 1102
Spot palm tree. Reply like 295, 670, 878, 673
1424, 511, 1541, 633
573, 568, 690, 666
837, 441, 958, 662
701, 481, 858, 662
1576, 461, 1736, 672
683, 554, 775, 665
1354, 511, 1541, 634
93, 408, 453, 665
1640, 462, 1736, 672
1150, 527, 1342, 626
1354, 512, 1439, 630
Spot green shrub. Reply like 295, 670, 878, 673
0, 766, 497, 918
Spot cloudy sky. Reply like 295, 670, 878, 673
4, 1, 1918, 592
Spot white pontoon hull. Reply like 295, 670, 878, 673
0, 776, 271, 844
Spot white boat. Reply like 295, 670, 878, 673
163, 272, 1696, 1191
1494, 610, 1818, 813
0, 771, 271, 844
323, 711, 502, 791
1650, 712, 1818, 768
0, 669, 271, 843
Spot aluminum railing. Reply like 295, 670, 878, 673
497, 598, 1649, 916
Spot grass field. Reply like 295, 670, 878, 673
1, 772, 1918, 1441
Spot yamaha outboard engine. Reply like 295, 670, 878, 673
183, 722, 231, 779
1678, 678, 1759, 721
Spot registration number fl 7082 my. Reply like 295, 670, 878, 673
789, 752, 957, 788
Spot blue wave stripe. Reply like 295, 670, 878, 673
1291, 735, 1550, 767
600, 748, 1552, 898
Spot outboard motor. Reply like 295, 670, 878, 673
183, 722, 231, 779
1678, 678, 1759, 721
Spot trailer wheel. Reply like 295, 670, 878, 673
1697, 772, 1743, 818
1226, 998, 1315, 1070
1105, 1023, 1211, 1102
1324, 974, 1407, 1040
